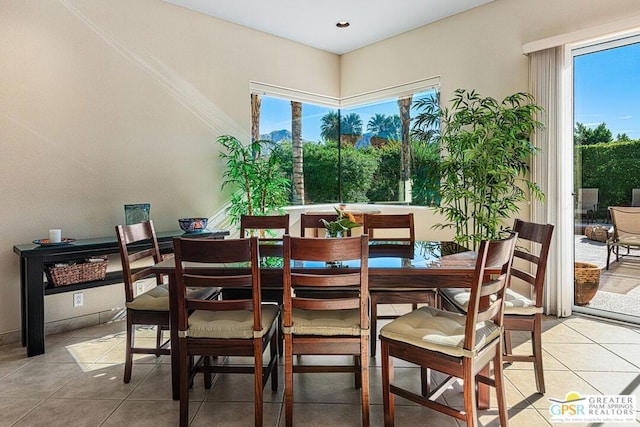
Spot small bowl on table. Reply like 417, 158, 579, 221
178, 218, 209, 234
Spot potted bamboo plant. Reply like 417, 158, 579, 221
412, 89, 545, 249
217, 135, 290, 226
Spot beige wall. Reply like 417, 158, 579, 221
0, 0, 338, 339
2, 0, 640, 341
341, 0, 640, 101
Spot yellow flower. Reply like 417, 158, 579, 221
321, 207, 360, 237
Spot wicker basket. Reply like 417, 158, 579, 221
584, 225, 611, 242
47, 257, 108, 287
574, 262, 601, 306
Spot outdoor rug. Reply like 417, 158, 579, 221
599, 256, 640, 294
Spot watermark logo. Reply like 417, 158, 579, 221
549, 392, 636, 423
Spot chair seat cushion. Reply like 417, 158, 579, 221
289, 308, 363, 336
126, 284, 169, 311
615, 236, 640, 247
440, 287, 542, 315
126, 285, 219, 312
187, 304, 279, 339
380, 306, 500, 358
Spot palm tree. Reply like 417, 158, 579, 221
320, 111, 340, 142
367, 113, 388, 137
341, 112, 363, 145
291, 101, 304, 204
251, 94, 261, 144
398, 96, 412, 202
384, 115, 402, 140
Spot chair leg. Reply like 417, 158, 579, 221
124, 315, 134, 383
532, 316, 545, 394
494, 344, 509, 427
284, 334, 294, 427
381, 339, 395, 427
370, 294, 378, 357
271, 326, 278, 391
254, 338, 264, 427
463, 360, 477, 427
179, 339, 189, 427
361, 336, 370, 427
155, 326, 162, 356
204, 356, 213, 389
503, 330, 513, 357
354, 356, 362, 389
420, 367, 430, 397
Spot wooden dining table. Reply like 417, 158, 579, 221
151, 240, 496, 406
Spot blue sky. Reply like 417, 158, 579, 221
259, 91, 435, 142
261, 43, 640, 143
574, 41, 640, 139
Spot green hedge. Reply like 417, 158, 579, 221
577, 140, 640, 208
272, 140, 439, 204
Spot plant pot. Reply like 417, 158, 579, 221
574, 262, 601, 306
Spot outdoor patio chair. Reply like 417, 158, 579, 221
632, 189, 640, 207
607, 206, 640, 269
577, 188, 599, 222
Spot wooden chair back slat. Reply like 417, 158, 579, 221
292, 298, 360, 310
240, 214, 289, 238
363, 213, 414, 241
291, 273, 361, 288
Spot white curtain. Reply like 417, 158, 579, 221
529, 46, 574, 317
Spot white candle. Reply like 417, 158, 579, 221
49, 229, 62, 243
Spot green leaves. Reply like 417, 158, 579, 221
217, 135, 290, 225
413, 89, 544, 250
320, 208, 360, 237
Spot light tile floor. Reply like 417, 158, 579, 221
1, 310, 640, 426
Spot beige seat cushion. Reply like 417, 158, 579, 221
440, 288, 542, 315
187, 304, 279, 339
126, 284, 219, 312
126, 284, 169, 311
380, 306, 500, 358
288, 308, 364, 336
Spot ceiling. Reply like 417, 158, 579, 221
163, 0, 494, 55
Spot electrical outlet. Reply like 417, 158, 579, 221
73, 292, 84, 307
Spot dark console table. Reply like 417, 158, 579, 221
13, 229, 229, 356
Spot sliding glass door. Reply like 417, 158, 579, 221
572, 35, 640, 322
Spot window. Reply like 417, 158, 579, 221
251, 80, 440, 206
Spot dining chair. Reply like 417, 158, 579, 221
440, 220, 554, 394
240, 214, 290, 239
115, 220, 219, 383
380, 233, 517, 427
173, 236, 279, 427
239, 214, 289, 354
363, 213, 437, 357
283, 234, 370, 426
300, 212, 351, 237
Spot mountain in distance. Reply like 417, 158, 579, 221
260, 129, 291, 143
